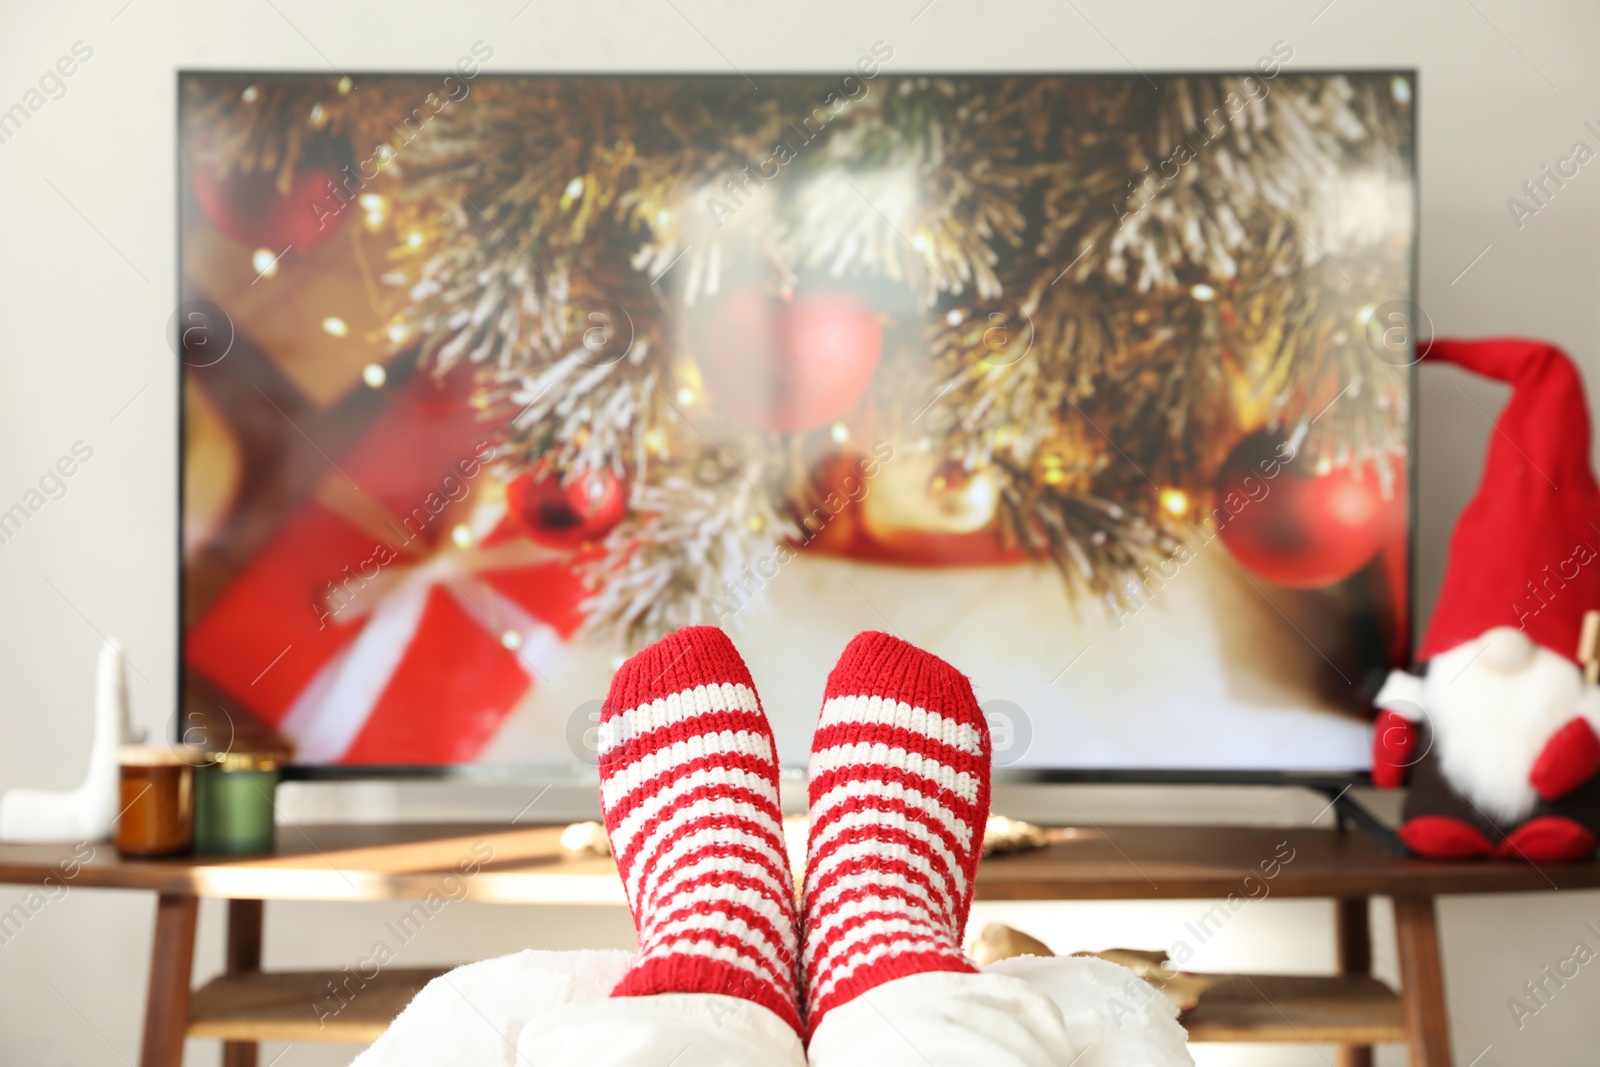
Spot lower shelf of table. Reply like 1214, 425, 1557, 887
189, 968, 451, 1043
1181, 974, 1404, 1044
188, 967, 1404, 1046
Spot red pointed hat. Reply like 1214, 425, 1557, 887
1418, 338, 1600, 663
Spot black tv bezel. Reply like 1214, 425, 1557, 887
174, 66, 1421, 787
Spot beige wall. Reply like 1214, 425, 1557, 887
4, 0, 1600, 1063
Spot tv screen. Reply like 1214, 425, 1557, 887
178, 62, 1417, 777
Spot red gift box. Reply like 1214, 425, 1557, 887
185, 371, 589, 765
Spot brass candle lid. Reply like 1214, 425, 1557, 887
204, 750, 282, 772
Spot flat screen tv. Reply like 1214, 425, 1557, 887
177, 58, 1418, 780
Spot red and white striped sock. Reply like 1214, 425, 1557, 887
597, 626, 802, 1034
800, 631, 992, 1033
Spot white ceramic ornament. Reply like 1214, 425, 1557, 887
0, 639, 139, 843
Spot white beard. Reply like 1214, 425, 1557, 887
1424, 638, 1600, 824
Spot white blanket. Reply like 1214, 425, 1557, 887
351, 949, 1192, 1066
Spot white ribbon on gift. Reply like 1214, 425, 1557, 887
280, 498, 569, 763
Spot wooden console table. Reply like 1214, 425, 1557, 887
4, 822, 1598, 1067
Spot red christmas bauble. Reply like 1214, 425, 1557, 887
191, 136, 349, 251
506, 467, 628, 549
695, 286, 882, 433
1214, 432, 1392, 589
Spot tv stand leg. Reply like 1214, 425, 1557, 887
223, 899, 263, 1067
1395, 895, 1453, 1067
1336, 896, 1374, 1067
140, 893, 198, 1067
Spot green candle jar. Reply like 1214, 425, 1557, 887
195, 752, 280, 855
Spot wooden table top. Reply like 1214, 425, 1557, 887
5, 823, 1600, 903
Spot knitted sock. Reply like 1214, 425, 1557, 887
800, 631, 991, 1033
598, 625, 802, 1034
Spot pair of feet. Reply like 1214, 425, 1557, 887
597, 626, 990, 1039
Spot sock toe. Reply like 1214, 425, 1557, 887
823, 631, 986, 731
600, 625, 754, 729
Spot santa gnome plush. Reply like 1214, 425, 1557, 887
1373, 338, 1600, 862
